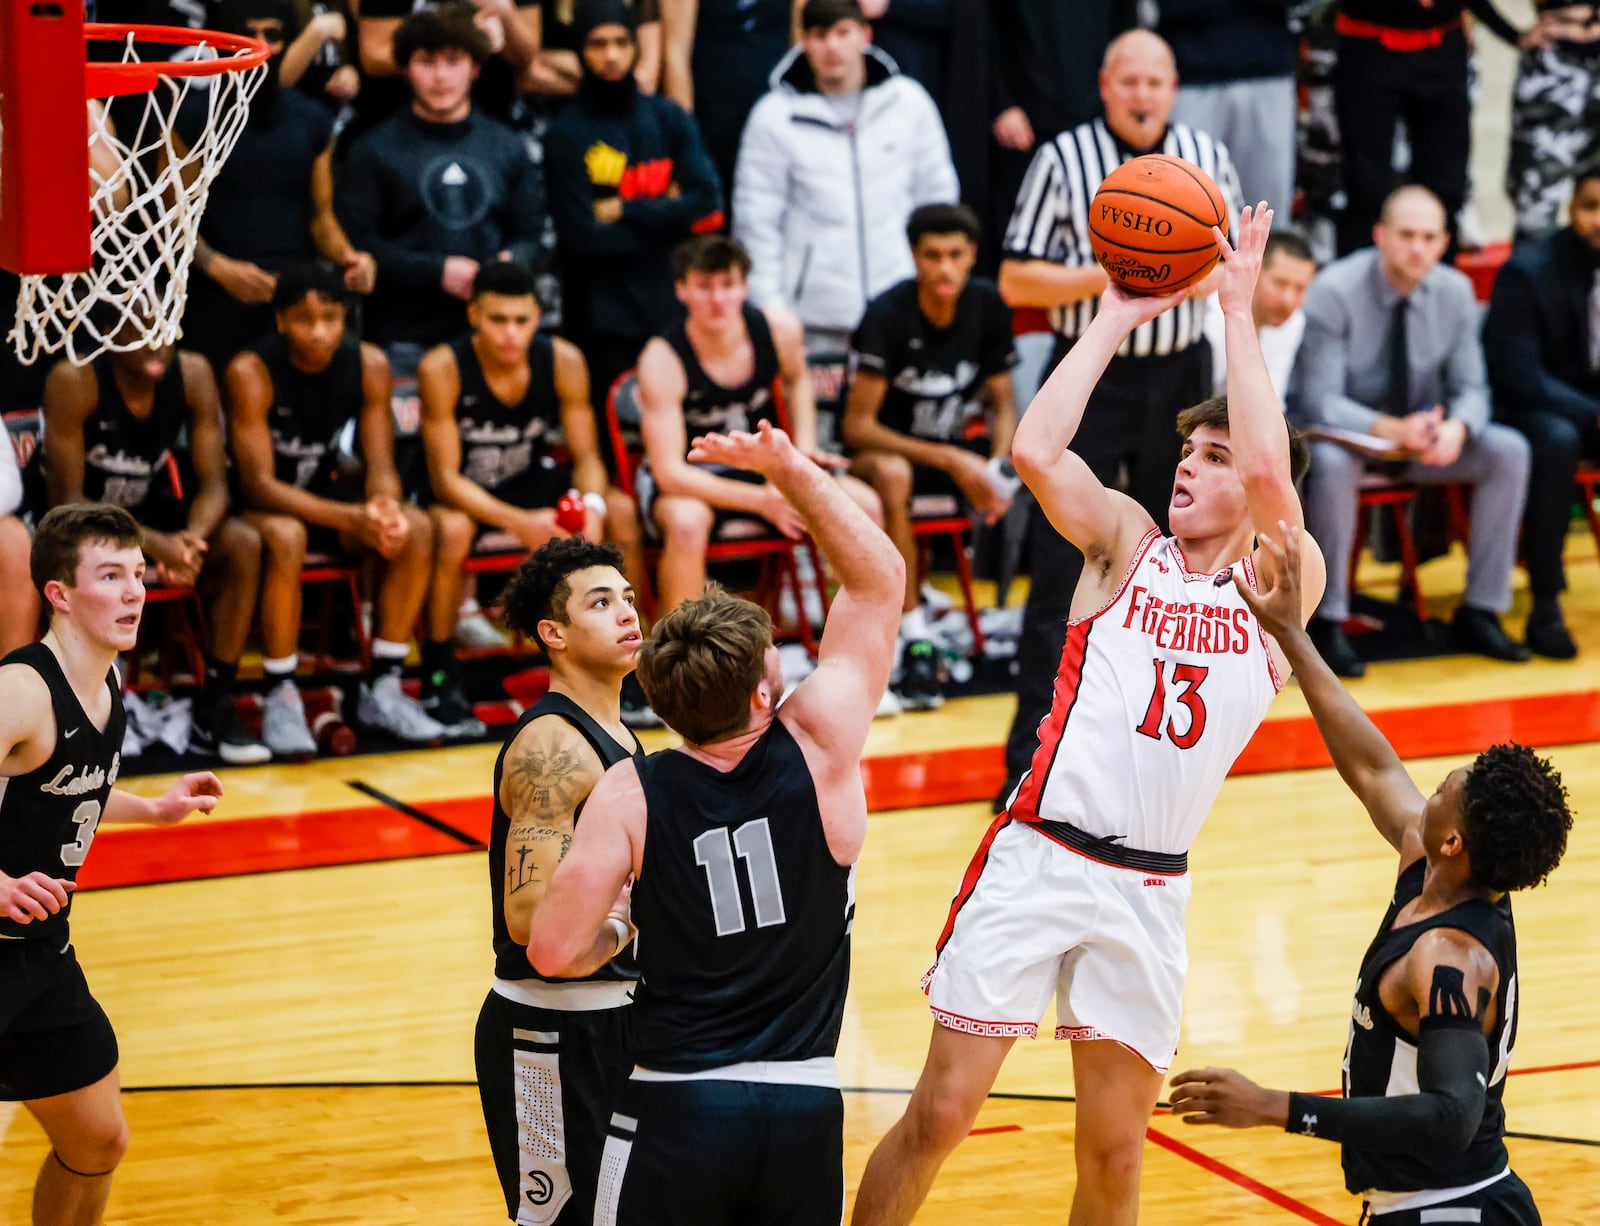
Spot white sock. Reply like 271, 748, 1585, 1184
900, 607, 930, 641
262, 654, 298, 679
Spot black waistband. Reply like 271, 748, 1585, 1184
1030, 818, 1189, 874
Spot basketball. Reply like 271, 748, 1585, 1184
1089, 155, 1229, 295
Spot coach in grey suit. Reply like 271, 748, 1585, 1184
1289, 185, 1531, 678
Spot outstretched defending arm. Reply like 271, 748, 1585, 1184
686, 423, 903, 863
1008, 283, 1184, 576
1234, 524, 1425, 857
1170, 930, 1496, 1165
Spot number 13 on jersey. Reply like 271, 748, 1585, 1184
1136, 659, 1209, 749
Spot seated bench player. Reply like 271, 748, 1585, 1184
226, 265, 453, 748
418, 260, 643, 681
42, 339, 269, 764
843, 203, 1019, 710
635, 234, 883, 613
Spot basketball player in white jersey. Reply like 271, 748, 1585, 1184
851, 204, 1328, 1226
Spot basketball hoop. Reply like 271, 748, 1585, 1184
0, 17, 270, 365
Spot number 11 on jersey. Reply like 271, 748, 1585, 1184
694, 818, 788, 937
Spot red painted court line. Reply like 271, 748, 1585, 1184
1144, 1127, 1345, 1225
78, 796, 493, 890
80, 687, 1600, 890
968, 1124, 1023, 1136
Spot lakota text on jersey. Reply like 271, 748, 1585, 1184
1122, 585, 1254, 655
42, 753, 120, 798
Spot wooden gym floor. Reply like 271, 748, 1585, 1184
3, 536, 1600, 1224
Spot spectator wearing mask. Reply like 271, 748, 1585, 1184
1159, 0, 1297, 222
185, 0, 375, 372
337, 4, 545, 371
283, 0, 362, 116
1482, 168, 1600, 659
733, 0, 959, 357
660, 0, 794, 203
545, 0, 723, 431
1291, 186, 1532, 676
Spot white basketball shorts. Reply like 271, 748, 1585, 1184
921, 817, 1192, 1072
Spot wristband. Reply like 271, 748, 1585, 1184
604, 916, 631, 958
583, 491, 608, 519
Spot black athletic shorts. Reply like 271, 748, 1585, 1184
1360, 1169, 1541, 1226
468, 462, 578, 557
0, 939, 119, 1101
595, 1075, 844, 1226
475, 983, 635, 1225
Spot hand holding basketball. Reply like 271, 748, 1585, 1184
1215, 203, 1274, 319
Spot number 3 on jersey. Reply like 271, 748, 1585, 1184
694, 818, 788, 937
59, 798, 103, 868
1136, 659, 1209, 749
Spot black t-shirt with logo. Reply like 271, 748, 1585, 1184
336, 109, 544, 345
850, 277, 1018, 453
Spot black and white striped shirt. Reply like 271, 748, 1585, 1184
1003, 120, 1243, 359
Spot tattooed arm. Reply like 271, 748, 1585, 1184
497, 715, 605, 947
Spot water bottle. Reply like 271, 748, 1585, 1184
312, 711, 356, 757
556, 488, 587, 535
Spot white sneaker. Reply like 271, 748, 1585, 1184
874, 688, 903, 719
455, 611, 512, 651
358, 674, 446, 744
262, 680, 317, 758
621, 701, 665, 730
920, 583, 954, 617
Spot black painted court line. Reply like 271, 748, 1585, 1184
1504, 1129, 1600, 1149
346, 779, 485, 849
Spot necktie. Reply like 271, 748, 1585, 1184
1386, 297, 1410, 417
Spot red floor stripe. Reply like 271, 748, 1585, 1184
968, 1124, 1023, 1136
1144, 1127, 1345, 1225
80, 688, 1600, 890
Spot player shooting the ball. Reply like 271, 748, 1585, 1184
851, 203, 1326, 1226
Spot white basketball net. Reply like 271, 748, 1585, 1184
8, 32, 266, 366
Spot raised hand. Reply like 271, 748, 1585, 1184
686, 420, 801, 478
1214, 202, 1273, 319
1233, 521, 1303, 642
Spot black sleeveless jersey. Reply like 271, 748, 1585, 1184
450, 334, 563, 500
247, 333, 363, 496
77, 354, 188, 512
630, 718, 853, 1072
0, 644, 125, 945
488, 691, 643, 983
662, 305, 781, 441
1341, 859, 1520, 1195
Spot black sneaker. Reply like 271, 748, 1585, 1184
190, 697, 272, 765
1308, 617, 1366, 679
896, 639, 945, 712
621, 673, 664, 729
421, 670, 488, 739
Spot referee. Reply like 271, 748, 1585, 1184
994, 28, 1242, 810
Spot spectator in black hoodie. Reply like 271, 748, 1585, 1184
337, 3, 544, 361
546, 0, 723, 439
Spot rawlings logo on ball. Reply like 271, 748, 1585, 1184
1100, 253, 1172, 284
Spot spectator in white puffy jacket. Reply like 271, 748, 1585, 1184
732, 0, 959, 356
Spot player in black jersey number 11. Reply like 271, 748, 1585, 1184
527, 420, 904, 1225
1170, 524, 1572, 1226
0, 504, 223, 1226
